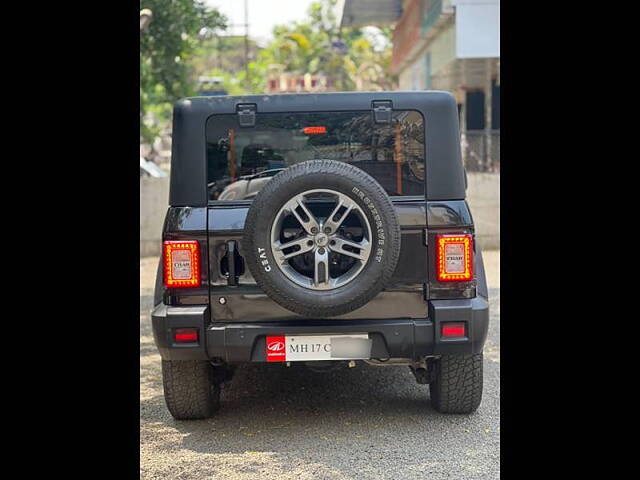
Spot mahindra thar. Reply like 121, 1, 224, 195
151, 91, 489, 419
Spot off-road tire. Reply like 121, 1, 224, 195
162, 360, 220, 420
243, 159, 401, 318
430, 354, 483, 414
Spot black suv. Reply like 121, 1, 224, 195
152, 91, 489, 419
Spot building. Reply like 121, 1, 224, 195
265, 72, 330, 94
339, 0, 500, 172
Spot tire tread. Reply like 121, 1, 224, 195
430, 354, 483, 414
162, 360, 220, 420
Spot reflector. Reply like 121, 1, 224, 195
441, 322, 466, 338
174, 328, 198, 343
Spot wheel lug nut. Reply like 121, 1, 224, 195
324, 227, 331, 234
318, 247, 326, 254
311, 227, 318, 234
307, 240, 313, 246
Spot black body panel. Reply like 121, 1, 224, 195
161, 207, 209, 306
159, 200, 483, 316
150, 296, 489, 362
155, 199, 489, 361
205, 199, 428, 322
154, 91, 490, 365
169, 91, 465, 206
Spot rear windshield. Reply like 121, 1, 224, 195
205, 110, 425, 201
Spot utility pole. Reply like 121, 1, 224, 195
244, 0, 250, 92
460, 59, 468, 170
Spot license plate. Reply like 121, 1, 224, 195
266, 334, 371, 362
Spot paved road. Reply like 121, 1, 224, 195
140, 251, 500, 479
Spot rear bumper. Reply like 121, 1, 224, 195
151, 297, 489, 362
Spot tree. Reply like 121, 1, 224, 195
140, 0, 226, 143
234, 0, 395, 94
191, 35, 259, 78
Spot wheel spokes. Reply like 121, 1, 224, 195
287, 195, 320, 235
271, 189, 373, 291
273, 237, 314, 262
314, 248, 330, 288
324, 197, 355, 234
330, 237, 371, 261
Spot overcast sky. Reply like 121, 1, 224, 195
205, 0, 319, 46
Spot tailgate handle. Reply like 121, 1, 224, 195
220, 240, 245, 286
227, 241, 238, 286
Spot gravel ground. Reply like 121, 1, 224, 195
140, 250, 500, 479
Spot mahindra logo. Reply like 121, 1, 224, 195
267, 341, 285, 352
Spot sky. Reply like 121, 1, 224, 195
205, 0, 319, 46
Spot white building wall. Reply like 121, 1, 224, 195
429, 21, 456, 76
398, 21, 456, 92
466, 172, 500, 250
398, 68, 412, 90
140, 177, 170, 257
398, 57, 427, 90
453, 0, 500, 58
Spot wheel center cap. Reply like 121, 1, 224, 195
315, 233, 329, 247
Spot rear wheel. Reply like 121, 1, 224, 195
429, 354, 483, 414
161, 360, 220, 420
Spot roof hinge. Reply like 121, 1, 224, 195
372, 100, 393, 124
236, 103, 256, 127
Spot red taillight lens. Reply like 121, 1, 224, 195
174, 328, 199, 343
441, 322, 466, 338
435, 234, 473, 282
163, 240, 201, 288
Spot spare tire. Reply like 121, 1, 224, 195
244, 160, 401, 317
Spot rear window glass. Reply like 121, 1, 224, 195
205, 110, 425, 201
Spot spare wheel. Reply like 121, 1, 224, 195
243, 159, 401, 318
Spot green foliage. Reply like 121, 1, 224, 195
139, 0, 396, 145
188, 0, 396, 96
140, 0, 226, 142
243, 0, 396, 93
191, 36, 259, 79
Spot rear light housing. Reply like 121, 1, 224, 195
435, 234, 473, 282
163, 240, 201, 288
174, 328, 199, 343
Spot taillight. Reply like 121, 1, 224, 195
436, 234, 473, 282
163, 240, 201, 288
